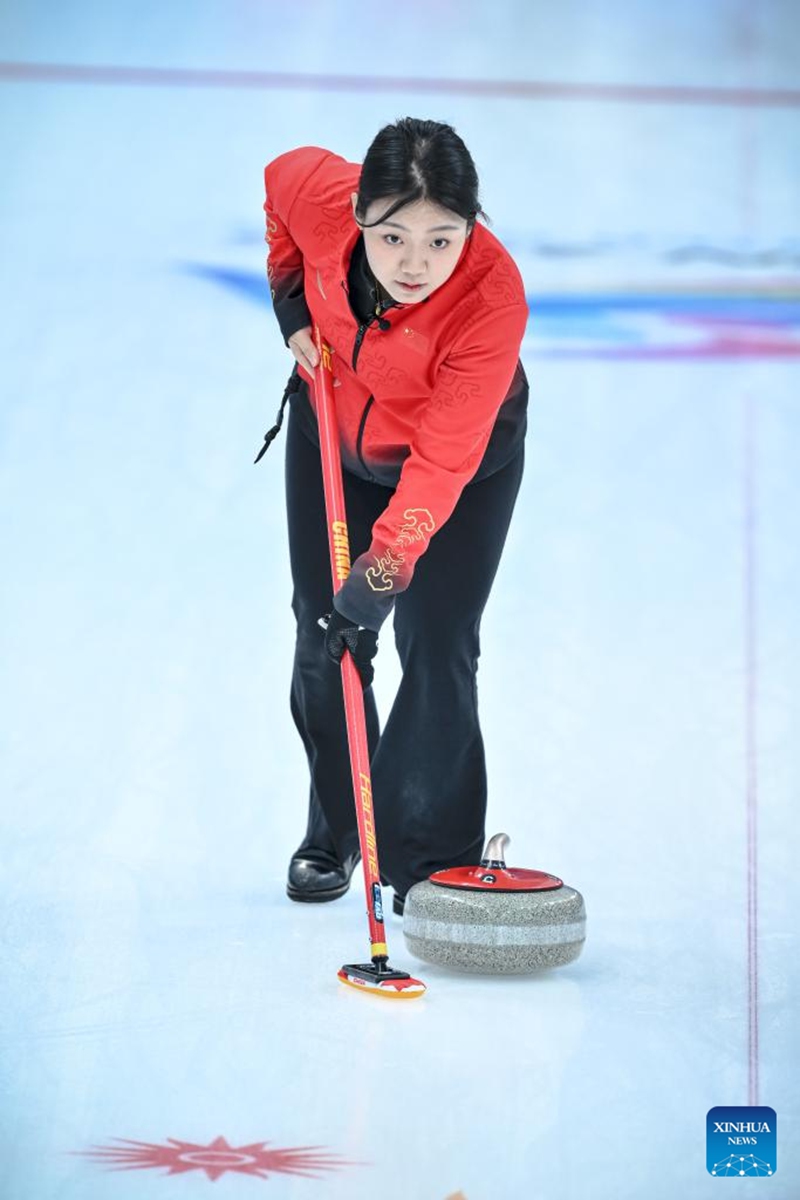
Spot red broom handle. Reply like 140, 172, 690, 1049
311, 327, 388, 959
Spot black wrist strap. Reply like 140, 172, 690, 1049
253, 366, 303, 464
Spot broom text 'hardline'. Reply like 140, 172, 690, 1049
359, 772, 378, 875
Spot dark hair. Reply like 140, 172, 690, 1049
354, 117, 490, 233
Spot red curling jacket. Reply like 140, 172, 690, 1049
263, 146, 529, 631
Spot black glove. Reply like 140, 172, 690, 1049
320, 607, 379, 688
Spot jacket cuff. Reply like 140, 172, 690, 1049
334, 574, 395, 634
275, 293, 313, 347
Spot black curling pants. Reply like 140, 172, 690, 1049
285, 406, 525, 898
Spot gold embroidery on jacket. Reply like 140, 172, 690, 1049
395, 508, 435, 548
365, 509, 436, 593
365, 547, 403, 592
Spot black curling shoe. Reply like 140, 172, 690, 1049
286, 848, 361, 903
286, 794, 361, 902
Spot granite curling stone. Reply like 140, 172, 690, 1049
402, 833, 586, 974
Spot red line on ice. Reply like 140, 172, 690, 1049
739, 2, 760, 1110
0, 61, 799, 108
744, 392, 760, 1108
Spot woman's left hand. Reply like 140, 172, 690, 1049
320, 608, 379, 688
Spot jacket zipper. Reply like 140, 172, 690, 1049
351, 304, 393, 371
352, 322, 369, 371
346, 288, 393, 480
356, 395, 376, 480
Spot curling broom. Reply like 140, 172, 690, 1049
311, 323, 426, 1000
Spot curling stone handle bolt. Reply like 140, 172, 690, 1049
480, 832, 510, 869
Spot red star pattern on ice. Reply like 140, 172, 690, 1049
76, 1134, 358, 1181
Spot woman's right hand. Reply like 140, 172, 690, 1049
287, 326, 319, 373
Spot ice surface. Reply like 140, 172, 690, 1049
1, 3, 798, 1198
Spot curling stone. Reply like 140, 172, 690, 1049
402, 833, 586, 974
